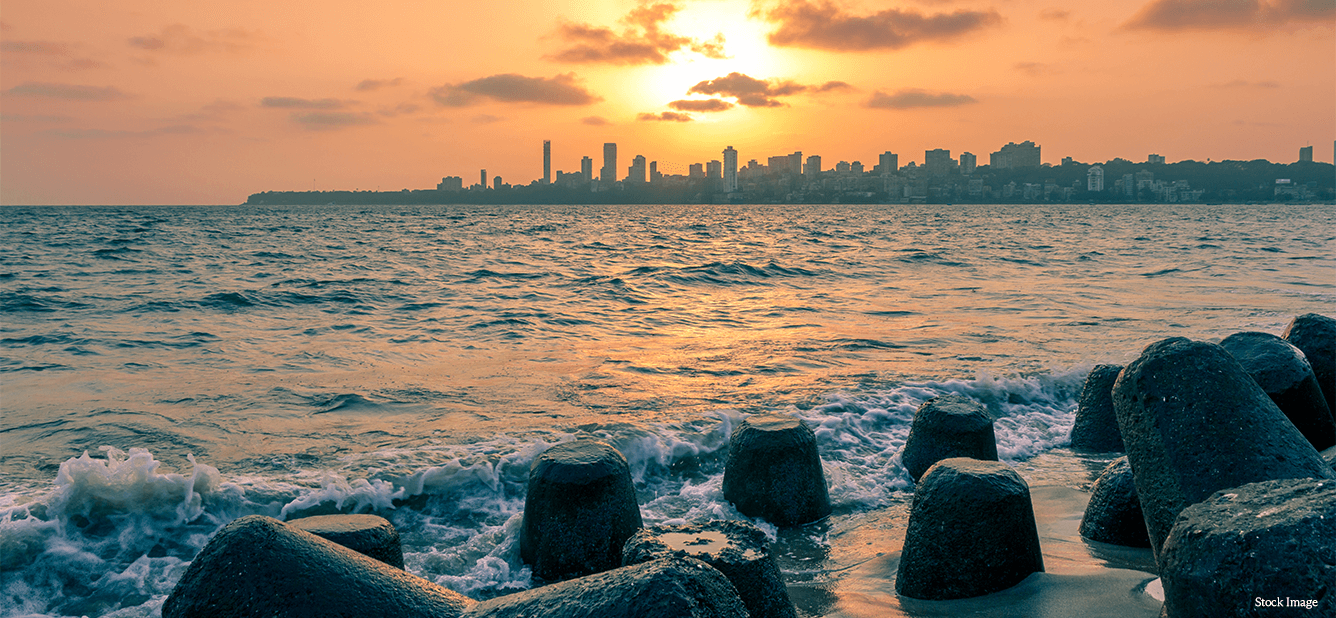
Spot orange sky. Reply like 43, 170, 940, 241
2, 0, 1332, 204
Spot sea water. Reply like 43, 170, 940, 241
1, 203, 1331, 617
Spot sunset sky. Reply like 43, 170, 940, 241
2, 0, 1332, 205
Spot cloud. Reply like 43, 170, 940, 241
1123, 0, 1334, 31
471, 114, 503, 124
377, 103, 421, 117
355, 78, 404, 92
754, 0, 1002, 51
686, 72, 850, 107
1039, 9, 1071, 20
1, 40, 106, 70
261, 96, 347, 109
3, 82, 130, 101
175, 99, 245, 121
668, 98, 735, 112
865, 89, 977, 109
548, 1, 729, 65
638, 111, 694, 122
1013, 62, 1056, 76
581, 115, 612, 125
430, 73, 602, 107
50, 124, 205, 139
290, 112, 378, 130
128, 24, 261, 55
1, 113, 74, 123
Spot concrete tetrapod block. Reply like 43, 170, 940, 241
900, 393, 999, 482
1220, 331, 1336, 450
1284, 313, 1336, 414
1160, 478, 1336, 618
1078, 457, 1149, 548
722, 414, 831, 527
469, 556, 749, 618
162, 515, 474, 618
1069, 364, 1126, 452
622, 520, 797, 618
1110, 337, 1334, 562
289, 513, 404, 569
520, 439, 643, 582
896, 458, 1044, 601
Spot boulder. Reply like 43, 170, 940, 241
469, 556, 749, 618
1111, 337, 1334, 562
520, 439, 643, 581
289, 514, 404, 569
1220, 331, 1335, 450
1160, 478, 1336, 617
1078, 457, 1149, 548
900, 393, 999, 482
1325, 446, 1336, 473
1283, 313, 1335, 413
163, 515, 473, 618
896, 458, 1044, 600
722, 415, 831, 527
1069, 365, 1125, 452
622, 520, 796, 618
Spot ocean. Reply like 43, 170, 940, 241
1, 202, 1332, 617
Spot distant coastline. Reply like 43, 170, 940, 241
247, 159, 1334, 206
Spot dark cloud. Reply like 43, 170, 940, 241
637, 111, 694, 122
355, 78, 404, 92
2, 40, 106, 70
128, 24, 261, 54
754, 0, 1002, 51
581, 115, 612, 125
548, 2, 728, 65
686, 72, 850, 108
430, 73, 601, 107
865, 89, 977, 109
261, 96, 346, 109
290, 112, 378, 130
1123, 0, 1334, 31
668, 98, 735, 112
3, 82, 130, 101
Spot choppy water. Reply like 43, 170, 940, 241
1, 203, 1332, 617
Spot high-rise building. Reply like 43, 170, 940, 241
1148, 153, 1165, 165
581, 156, 593, 182
650, 161, 662, 184
835, 161, 851, 173
878, 152, 898, 174
706, 160, 722, 185
437, 176, 463, 191
1299, 145, 1313, 162
689, 163, 704, 179
805, 155, 822, 176
925, 148, 953, 174
493, 175, 502, 189
851, 161, 863, 175
1087, 165, 1104, 192
723, 146, 738, 192
602, 143, 617, 183
627, 155, 647, 183
480, 169, 487, 189
990, 141, 1041, 168
543, 140, 551, 184
960, 152, 977, 175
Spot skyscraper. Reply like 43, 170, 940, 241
1299, 145, 1313, 162
960, 152, 977, 175
480, 169, 487, 189
543, 140, 551, 185
805, 155, 822, 176
602, 143, 617, 183
627, 155, 647, 183
1087, 165, 1104, 192
581, 156, 593, 182
925, 148, 953, 174
723, 146, 738, 192
878, 152, 898, 174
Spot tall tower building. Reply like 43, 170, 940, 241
925, 148, 953, 174
543, 140, 552, 184
581, 156, 593, 182
1087, 165, 1104, 192
878, 152, 898, 174
480, 169, 487, 189
627, 155, 647, 183
602, 143, 617, 183
723, 146, 739, 192
805, 155, 822, 176
960, 152, 977, 175
1299, 145, 1313, 162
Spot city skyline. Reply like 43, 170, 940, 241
1, 0, 1332, 204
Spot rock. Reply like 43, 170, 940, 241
1284, 313, 1336, 413
520, 439, 643, 581
1160, 478, 1336, 617
289, 514, 404, 569
1111, 337, 1334, 562
1323, 446, 1336, 472
1078, 457, 1149, 548
1069, 365, 1125, 452
900, 393, 999, 482
469, 556, 749, 618
1220, 331, 1335, 450
896, 458, 1044, 600
622, 520, 796, 618
162, 515, 473, 618
722, 414, 831, 527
